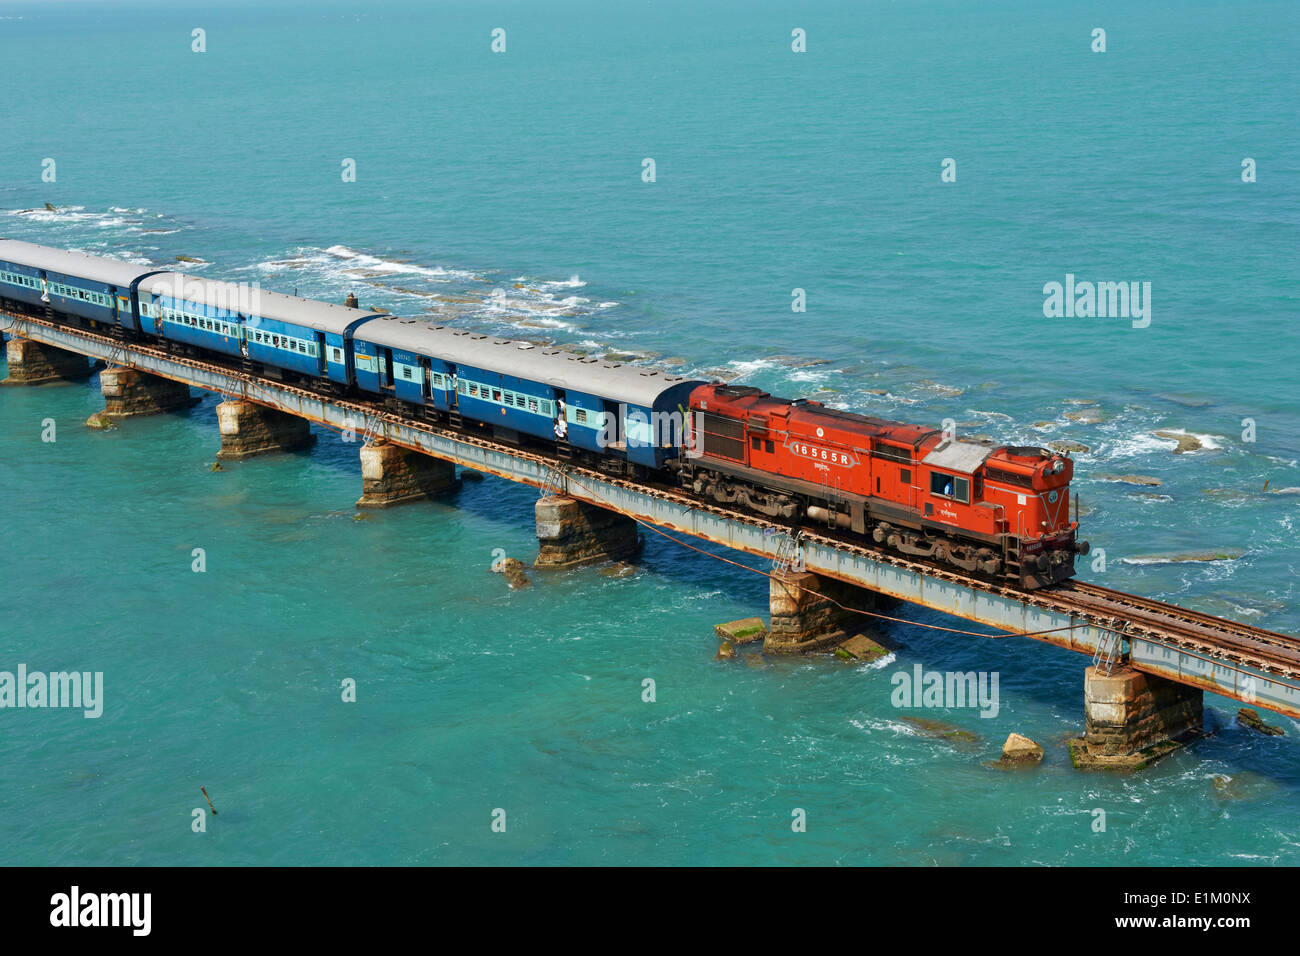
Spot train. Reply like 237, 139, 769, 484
0, 238, 1088, 588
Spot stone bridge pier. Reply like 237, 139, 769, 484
2, 337, 93, 385
534, 495, 640, 569
1070, 665, 1204, 770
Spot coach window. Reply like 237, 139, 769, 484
929, 471, 970, 504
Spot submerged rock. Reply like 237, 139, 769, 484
1122, 549, 1246, 565
175, 254, 207, 264
505, 569, 531, 590
598, 562, 637, 579
715, 640, 738, 661
1152, 430, 1204, 454
1093, 473, 1162, 487
1063, 407, 1106, 424
899, 716, 980, 744
1211, 771, 1279, 801
1049, 440, 1090, 454
84, 411, 116, 430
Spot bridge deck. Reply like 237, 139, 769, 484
5, 310, 1299, 719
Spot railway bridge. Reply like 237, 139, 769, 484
4, 311, 1298, 770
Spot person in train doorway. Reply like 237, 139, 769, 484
554, 398, 568, 440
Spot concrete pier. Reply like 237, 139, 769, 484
2, 337, 93, 384
217, 399, 314, 460
357, 439, 459, 507
765, 570, 879, 654
98, 366, 196, 417
1069, 665, 1203, 770
534, 495, 640, 569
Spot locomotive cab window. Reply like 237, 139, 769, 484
929, 471, 970, 504
751, 436, 761, 451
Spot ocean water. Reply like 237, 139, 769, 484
1, 0, 1298, 865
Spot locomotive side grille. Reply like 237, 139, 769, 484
699, 412, 746, 461
703, 433, 746, 460
985, 466, 1033, 488
701, 412, 744, 440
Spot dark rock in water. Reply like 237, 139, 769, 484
84, 411, 116, 430
175, 254, 206, 264
210, 461, 223, 472
493, 557, 525, 575
1049, 440, 1090, 454
505, 569, 531, 590
715, 640, 737, 661
44, 202, 57, 212
1238, 708, 1285, 736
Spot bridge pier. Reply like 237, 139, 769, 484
534, 495, 640, 569
217, 399, 314, 460
2, 337, 93, 385
96, 367, 196, 418
765, 570, 880, 654
357, 439, 459, 507
1069, 665, 1204, 770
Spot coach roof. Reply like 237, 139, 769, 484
355, 314, 700, 407
143, 272, 377, 334
0, 239, 153, 288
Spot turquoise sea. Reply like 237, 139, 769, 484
1, 0, 1298, 865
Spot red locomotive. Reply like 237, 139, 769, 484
676, 385, 1089, 589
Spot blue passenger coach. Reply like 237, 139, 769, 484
0, 239, 155, 330
138, 273, 378, 385
353, 315, 702, 470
